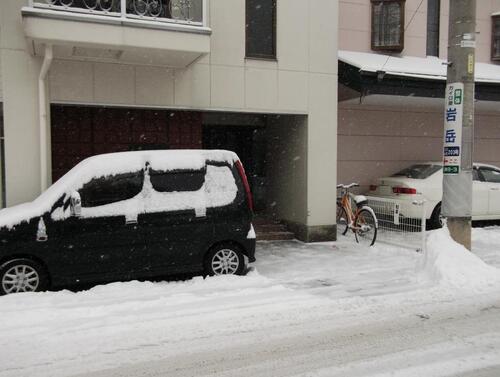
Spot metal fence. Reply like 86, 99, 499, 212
30, 0, 205, 25
366, 196, 427, 252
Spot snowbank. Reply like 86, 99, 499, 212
419, 227, 500, 291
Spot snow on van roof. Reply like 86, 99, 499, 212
0, 150, 239, 229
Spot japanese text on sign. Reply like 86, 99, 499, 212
443, 83, 464, 175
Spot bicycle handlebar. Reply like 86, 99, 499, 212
336, 183, 359, 189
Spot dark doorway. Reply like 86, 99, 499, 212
203, 125, 267, 212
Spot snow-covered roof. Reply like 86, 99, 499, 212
0, 150, 239, 229
37, 149, 238, 206
338, 50, 500, 84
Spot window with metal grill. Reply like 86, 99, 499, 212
492, 15, 500, 60
426, 0, 440, 56
371, 0, 405, 52
246, 0, 277, 59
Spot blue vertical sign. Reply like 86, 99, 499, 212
443, 83, 464, 175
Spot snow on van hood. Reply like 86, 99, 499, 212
0, 150, 239, 230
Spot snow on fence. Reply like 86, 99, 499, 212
365, 196, 426, 253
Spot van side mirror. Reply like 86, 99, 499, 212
70, 191, 82, 218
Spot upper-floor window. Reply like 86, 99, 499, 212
371, 0, 405, 52
246, 0, 277, 59
426, 0, 440, 56
492, 15, 500, 60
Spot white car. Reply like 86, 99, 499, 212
368, 163, 500, 228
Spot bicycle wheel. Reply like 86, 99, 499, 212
354, 208, 377, 246
336, 201, 349, 236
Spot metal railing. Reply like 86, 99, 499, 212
366, 196, 427, 253
30, 0, 205, 26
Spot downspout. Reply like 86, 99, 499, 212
38, 44, 53, 192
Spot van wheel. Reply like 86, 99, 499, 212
205, 245, 245, 276
429, 203, 444, 230
0, 259, 49, 295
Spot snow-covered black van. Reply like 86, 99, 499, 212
0, 150, 256, 295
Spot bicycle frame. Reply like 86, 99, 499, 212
339, 189, 362, 230
337, 183, 378, 246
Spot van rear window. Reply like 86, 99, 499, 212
392, 164, 441, 179
149, 169, 205, 192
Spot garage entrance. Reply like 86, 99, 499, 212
50, 105, 202, 181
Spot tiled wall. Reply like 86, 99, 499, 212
338, 102, 500, 192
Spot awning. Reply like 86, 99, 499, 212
338, 50, 500, 101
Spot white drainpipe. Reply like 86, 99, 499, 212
38, 44, 53, 192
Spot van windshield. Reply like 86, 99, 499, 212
392, 164, 441, 179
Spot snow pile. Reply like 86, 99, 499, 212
419, 227, 500, 291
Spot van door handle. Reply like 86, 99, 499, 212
125, 214, 138, 225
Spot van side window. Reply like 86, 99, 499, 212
149, 169, 205, 192
80, 171, 144, 208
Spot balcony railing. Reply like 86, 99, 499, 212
29, 0, 206, 27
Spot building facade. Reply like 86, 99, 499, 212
338, 0, 500, 192
0, 0, 339, 241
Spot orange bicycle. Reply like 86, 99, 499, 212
336, 183, 378, 246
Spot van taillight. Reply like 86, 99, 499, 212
369, 185, 378, 191
235, 160, 254, 212
392, 187, 417, 194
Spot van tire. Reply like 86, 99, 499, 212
0, 258, 49, 295
204, 244, 246, 276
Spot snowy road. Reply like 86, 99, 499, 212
74, 297, 500, 377
1, 227, 500, 377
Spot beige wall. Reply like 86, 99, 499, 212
339, 0, 500, 63
0, 54, 3, 101
48, 0, 334, 115
0, 0, 339, 237
338, 101, 500, 193
0, 0, 43, 206
266, 115, 308, 225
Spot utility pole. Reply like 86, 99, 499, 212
442, 0, 476, 251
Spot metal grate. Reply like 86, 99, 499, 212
31, 0, 204, 24
366, 196, 426, 252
